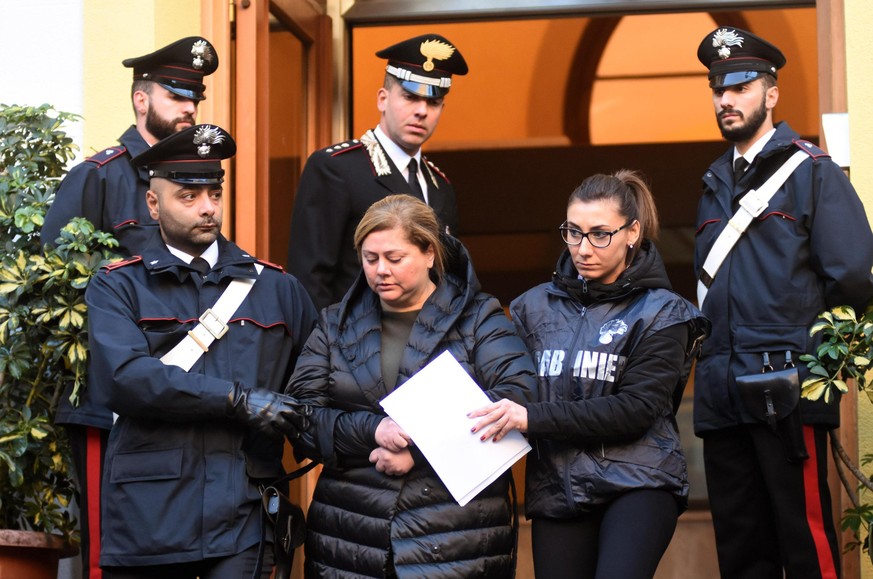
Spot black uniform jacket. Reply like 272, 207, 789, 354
86, 236, 317, 566
693, 122, 873, 434
286, 235, 535, 578
42, 125, 157, 256
286, 129, 459, 311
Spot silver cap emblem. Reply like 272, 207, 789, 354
712, 28, 744, 60
191, 40, 214, 70
193, 125, 225, 158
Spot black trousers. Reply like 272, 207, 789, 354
67, 424, 110, 579
531, 489, 679, 579
703, 424, 840, 579
102, 545, 273, 579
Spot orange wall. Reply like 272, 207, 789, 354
351, 9, 818, 148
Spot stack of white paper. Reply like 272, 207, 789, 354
380, 350, 531, 506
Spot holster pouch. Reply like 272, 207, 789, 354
263, 485, 307, 579
736, 366, 808, 462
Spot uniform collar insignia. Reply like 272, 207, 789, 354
421, 157, 439, 190
712, 28, 744, 59
191, 39, 215, 70
361, 130, 391, 176
420, 39, 455, 72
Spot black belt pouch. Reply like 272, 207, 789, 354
736, 367, 808, 462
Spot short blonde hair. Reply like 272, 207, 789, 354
354, 195, 445, 280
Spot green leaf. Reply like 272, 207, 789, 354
832, 305, 857, 321
809, 320, 832, 336
802, 378, 828, 401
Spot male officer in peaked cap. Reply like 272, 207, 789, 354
287, 34, 468, 310
122, 36, 218, 101
43, 36, 218, 579
691, 27, 873, 578
88, 124, 316, 577
43, 36, 219, 255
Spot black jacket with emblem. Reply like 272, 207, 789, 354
85, 236, 317, 567
286, 129, 459, 311
693, 121, 873, 434
42, 125, 158, 257
511, 241, 708, 518
286, 235, 536, 579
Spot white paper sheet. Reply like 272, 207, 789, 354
379, 350, 531, 506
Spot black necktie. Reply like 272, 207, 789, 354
733, 156, 749, 184
407, 158, 425, 201
190, 257, 210, 276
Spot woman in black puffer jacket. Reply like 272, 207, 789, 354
286, 195, 536, 579
471, 171, 709, 579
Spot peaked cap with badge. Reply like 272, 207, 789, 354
697, 27, 786, 89
133, 124, 235, 184
123, 36, 218, 101
377, 34, 468, 98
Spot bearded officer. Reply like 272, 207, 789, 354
86, 124, 316, 577
692, 27, 873, 579
45, 36, 219, 579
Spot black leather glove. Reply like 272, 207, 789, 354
225, 383, 311, 440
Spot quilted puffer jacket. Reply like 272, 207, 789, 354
287, 235, 536, 578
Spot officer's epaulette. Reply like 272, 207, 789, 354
85, 145, 129, 167
324, 139, 362, 156
793, 139, 829, 160
424, 157, 451, 184
255, 258, 285, 272
100, 255, 142, 273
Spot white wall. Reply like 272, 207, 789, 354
0, 0, 85, 161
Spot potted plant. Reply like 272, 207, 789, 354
800, 303, 873, 555
0, 103, 118, 577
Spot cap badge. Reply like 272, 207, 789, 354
712, 28, 744, 60
193, 125, 225, 158
419, 39, 455, 72
191, 39, 215, 70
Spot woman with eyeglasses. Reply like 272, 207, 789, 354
469, 170, 709, 579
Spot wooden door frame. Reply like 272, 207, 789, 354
201, 0, 332, 257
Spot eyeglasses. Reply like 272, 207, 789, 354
558, 221, 634, 248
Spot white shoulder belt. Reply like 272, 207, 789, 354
697, 150, 807, 307
160, 263, 264, 371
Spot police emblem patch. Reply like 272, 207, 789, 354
599, 319, 628, 344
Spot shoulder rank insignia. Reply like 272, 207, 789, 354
101, 255, 142, 273
793, 139, 829, 160
324, 139, 362, 155
86, 146, 128, 167
360, 130, 391, 176
256, 258, 285, 272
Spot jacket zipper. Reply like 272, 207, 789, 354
563, 301, 587, 510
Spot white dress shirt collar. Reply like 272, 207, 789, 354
166, 240, 219, 268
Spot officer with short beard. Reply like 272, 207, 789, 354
692, 27, 873, 579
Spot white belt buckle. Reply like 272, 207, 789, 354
199, 308, 228, 339
738, 188, 768, 217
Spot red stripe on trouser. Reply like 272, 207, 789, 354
801, 425, 838, 579
86, 427, 103, 579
